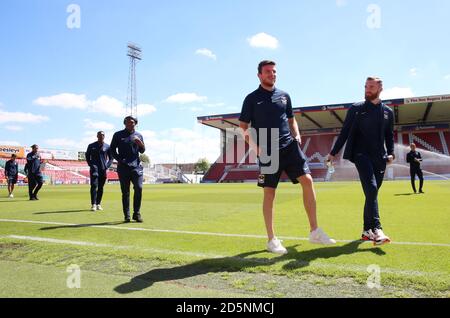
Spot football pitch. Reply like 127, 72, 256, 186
0, 181, 449, 298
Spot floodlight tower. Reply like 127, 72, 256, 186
126, 43, 142, 119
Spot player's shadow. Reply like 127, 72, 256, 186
0, 199, 31, 203
114, 240, 385, 294
39, 221, 124, 230
394, 193, 415, 196
34, 209, 90, 215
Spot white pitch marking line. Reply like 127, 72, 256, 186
1, 218, 449, 247
1, 235, 442, 278
4, 235, 223, 259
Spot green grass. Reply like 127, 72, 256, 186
0, 181, 449, 298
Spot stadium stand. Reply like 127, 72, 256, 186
203, 132, 341, 183
443, 132, 450, 156
302, 134, 338, 164
1, 150, 180, 185
79, 171, 91, 178
202, 162, 226, 182
107, 171, 119, 181
402, 132, 446, 154
203, 140, 250, 182
48, 160, 90, 172
0, 157, 104, 185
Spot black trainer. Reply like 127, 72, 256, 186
133, 213, 143, 223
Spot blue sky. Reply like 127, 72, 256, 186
1, 0, 449, 163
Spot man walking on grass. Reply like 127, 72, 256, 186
24, 144, 44, 201
86, 131, 113, 211
111, 116, 146, 223
328, 77, 394, 246
406, 143, 424, 194
239, 60, 336, 255
5, 154, 19, 198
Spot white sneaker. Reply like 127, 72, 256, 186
96, 205, 103, 211
309, 228, 336, 245
91, 204, 97, 211
267, 238, 288, 255
361, 229, 376, 241
373, 228, 391, 246
9, 194, 14, 198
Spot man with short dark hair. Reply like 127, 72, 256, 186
406, 143, 424, 194
257, 60, 276, 75
239, 60, 335, 255
5, 154, 19, 198
86, 131, 113, 211
328, 77, 395, 245
111, 116, 145, 223
24, 144, 44, 200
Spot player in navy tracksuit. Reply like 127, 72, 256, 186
5, 154, 19, 198
24, 144, 44, 200
86, 131, 113, 211
239, 60, 335, 255
110, 116, 145, 223
406, 143, 424, 194
328, 77, 395, 245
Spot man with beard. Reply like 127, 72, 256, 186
328, 77, 395, 246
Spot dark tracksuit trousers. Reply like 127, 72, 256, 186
28, 173, 43, 199
354, 153, 386, 231
410, 168, 424, 193
117, 164, 143, 218
90, 172, 107, 205
331, 101, 395, 234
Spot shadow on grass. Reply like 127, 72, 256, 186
39, 221, 125, 230
114, 240, 386, 294
0, 199, 32, 203
34, 209, 90, 215
394, 193, 415, 196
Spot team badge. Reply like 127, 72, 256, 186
258, 174, 265, 184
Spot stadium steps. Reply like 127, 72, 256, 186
439, 131, 449, 156
411, 134, 443, 154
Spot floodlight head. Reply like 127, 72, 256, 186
127, 43, 142, 60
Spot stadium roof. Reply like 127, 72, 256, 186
197, 94, 450, 133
